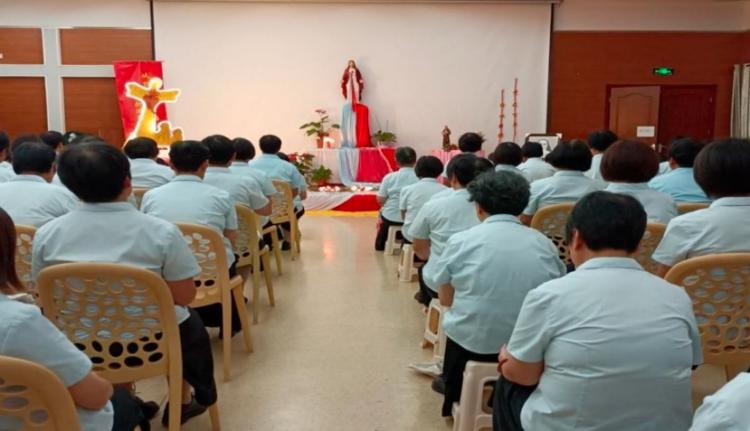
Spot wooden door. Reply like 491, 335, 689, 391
658, 86, 716, 145
608, 86, 661, 145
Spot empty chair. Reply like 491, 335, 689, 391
452, 361, 499, 431
234, 203, 276, 324
530, 202, 575, 267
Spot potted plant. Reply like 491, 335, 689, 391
372, 130, 397, 147
300, 109, 340, 149
288, 152, 315, 179
310, 165, 333, 187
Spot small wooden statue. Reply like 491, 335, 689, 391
442, 126, 452, 151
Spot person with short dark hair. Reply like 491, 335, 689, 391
0, 131, 12, 182
494, 191, 701, 431
0, 141, 78, 227
648, 138, 708, 203
399, 156, 446, 243
428, 170, 564, 418
520, 140, 605, 225
652, 138, 750, 277
517, 142, 555, 183
585, 130, 618, 180
228, 137, 277, 199
39, 130, 65, 153
601, 140, 677, 223
32, 142, 218, 427
374, 146, 418, 251
458, 132, 484, 154
123, 137, 174, 188
493, 142, 524, 176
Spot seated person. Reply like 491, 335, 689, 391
520, 140, 605, 225
494, 191, 701, 431
141, 140, 244, 337
410, 154, 493, 307
427, 170, 565, 418
492, 142, 524, 175
584, 129, 618, 181
602, 140, 677, 223
399, 155, 446, 244
648, 137, 709, 203
123, 137, 174, 188
653, 138, 750, 276
690, 372, 750, 431
229, 137, 277, 198
0, 131, 15, 182
40, 130, 65, 154
0, 140, 78, 227
517, 141, 555, 183
375, 147, 418, 251
458, 132, 484, 155
31, 141, 216, 427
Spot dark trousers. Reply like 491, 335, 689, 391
375, 214, 403, 251
416, 265, 437, 307
193, 258, 242, 335
441, 337, 497, 417
492, 376, 537, 431
263, 209, 305, 245
180, 308, 218, 407
111, 387, 145, 431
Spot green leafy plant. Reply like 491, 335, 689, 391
300, 109, 340, 138
288, 152, 315, 178
372, 130, 397, 144
310, 165, 333, 185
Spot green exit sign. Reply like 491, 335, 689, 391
653, 67, 674, 76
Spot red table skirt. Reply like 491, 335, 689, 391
356, 147, 397, 183
331, 193, 379, 212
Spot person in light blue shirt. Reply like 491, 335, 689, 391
230, 137, 278, 198
690, 372, 750, 431
31, 141, 217, 427
0, 141, 78, 227
124, 137, 174, 189
410, 154, 493, 307
517, 142, 555, 183
601, 140, 677, 223
653, 138, 750, 276
584, 129, 618, 181
375, 146, 418, 250
495, 192, 702, 431
520, 139, 605, 225
492, 142, 524, 176
399, 156, 446, 242
648, 137, 709, 202
428, 171, 565, 417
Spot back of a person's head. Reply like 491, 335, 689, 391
170, 140, 210, 172
259, 135, 283, 154
694, 138, 750, 199
458, 132, 484, 153
12, 141, 56, 175
123, 137, 159, 159
669, 138, 704, 168
395, 146, 417, 166
493, 142, 523, 166
565, 191, 647, 254
0, 207, 21, 293
39, 131, 64, 151
468, 170, 530, 216
201, 134, 235, 165
446, 154, 493, 186
0, 131, 8, 153
58, 142, 130, 203
588, 130, 619, 152
63, 131, 91, 147
522, 141, 544, 159
545, 139, 592, 171
233, 137, 256, 161
414, 156, 444, 179
11, 134, 42, 151
277, 152, 290, 162
600, 140, 659, 183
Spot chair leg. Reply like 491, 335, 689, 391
252, 262, 261, 325
232, 284, 253, 353
261, 253, 275, 306
290, 222, 299, 261
270, 230, 283, 275
167, 378, 182, 431
222, 289, 232, 382
208, 403, 221, 431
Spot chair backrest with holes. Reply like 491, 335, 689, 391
36, 263, 182, 385
234, 204, 261, 268
0, 355, 81, 431
677, 202, 709, 215
14, 225, 36, 291
634, 223, 666, 275
132, 188, 149, 209
530, 203, 575, 266
665, 253, 750, 369
176, 223, 231, 308
270, 180, 294, 225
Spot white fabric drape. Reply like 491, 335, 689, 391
731, 64, 750, 139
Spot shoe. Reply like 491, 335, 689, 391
161, 396, 208, 426
408, 361, 442, 377
281, 241, 291, 251
135, 396, 159, 421
413, 291, 425, 303
431, 376, 446, 394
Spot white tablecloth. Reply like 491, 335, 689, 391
305, 191, 358, 210
308, 149, 342, 184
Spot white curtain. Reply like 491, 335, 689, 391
731, 64, 750, 138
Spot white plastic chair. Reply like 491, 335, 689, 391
384, 225, 402, 255
422, 299, 445, 350
452, 361, 500, 431
398, 244, 418, 282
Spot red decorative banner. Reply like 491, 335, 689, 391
113, 61, 169, 140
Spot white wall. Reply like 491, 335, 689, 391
0, 0, 150, 28
154, 2, 551, 155
554, 0, 748, 32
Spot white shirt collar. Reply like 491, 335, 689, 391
172, 174, 202, 183
577, 257, 643, 272
606, 182, 650, 192
483, 214, 521, 225
129, 158, 158, 165
418, 178, 438, 183
711, 197, 750, 208
554, 171, 585, 178
207, 166, 231, 173
80, 202, 137, 212
9, 174, 46, 184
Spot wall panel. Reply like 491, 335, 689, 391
60, 28, 152, 65
63, 78, 125, 146
0, 28, 43, 64
0, 78, 47, 137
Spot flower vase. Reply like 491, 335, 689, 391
316, 133, 328, 149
